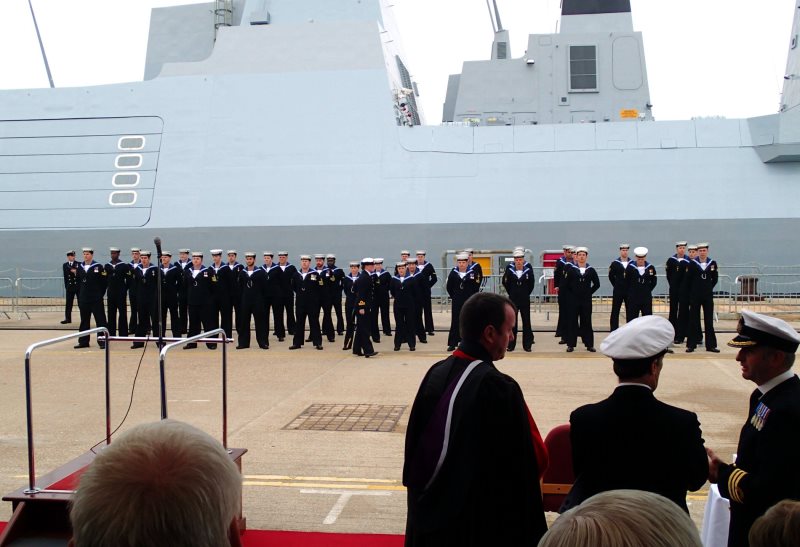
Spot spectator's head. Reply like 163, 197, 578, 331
459, 292, 516, 361
69, 420, 242, 547
601, 315, 674, 390
749, 499, 800, 547
538, 490, 702, 547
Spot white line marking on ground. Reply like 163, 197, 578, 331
300, 488, 391, 525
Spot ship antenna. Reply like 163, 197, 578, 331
485, 0, 497, 33
27, 0, 55, 88
492, 0, 504, 31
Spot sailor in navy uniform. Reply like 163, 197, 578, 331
105, 247, 131, 338
565, 247, 600, 353
446, 253, 480, 351
626, 247, 657, 320
61, 250, 79, 324
175, 248, 192, 336
676, 245, 698, 345
342, 261, 360, 349
314, 254, 335, 343
326, 254, 346, 336
608, 244, 631, 331
502, 250, 535, 352
666, 241, 689, 342
209, 249, 235, 338
685, 243, 719, 353
396, 250, 411, 276
372, 258, 392, 341
277, 251, 297, 336
289, 255, 324, 350
352, 258, 378, 357
131, 251, 160, 348
128, 247, 142, 335
261, 252, 284, 341
160, 252, 182, 338
184, 252, 218, 350
406, 259, 427, 344
565, 316, 708, 513
415, 251, 438, 336
465, 248, 484, 289
390, 262, 417, 351
227, 250, 243, 332
236, 252, 269, 349
708, 311, 800, 547
554, 245, 575, 343
75, 248, 108, 348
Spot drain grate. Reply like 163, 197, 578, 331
284, 403, 407, 432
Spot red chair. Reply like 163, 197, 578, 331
541, 424, 575, 512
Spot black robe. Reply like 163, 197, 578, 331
403, 340, 547, 546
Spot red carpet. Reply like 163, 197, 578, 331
242, 530, 404, 546
0, 521, 403, 546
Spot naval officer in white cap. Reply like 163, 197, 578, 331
564, 316, 708, 513
708, 310, 800, 547
625, 247, 657, 320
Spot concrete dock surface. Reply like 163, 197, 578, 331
0, 310, 777, 534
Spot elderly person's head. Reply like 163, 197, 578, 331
69, 420, 242, 547
538, 490, 702, 547
749, 499, 800, 547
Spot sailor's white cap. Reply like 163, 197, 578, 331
227, 250, 237, 255
245, 251, 256, 258
676, 241, 688, 247
263, 251, 274, 257
416, 250, 426, 255
696, 242, 710, 249
456, 253, 469, 261
161, 251, 172, 257
109, 247, 120, 252
512, 250, 525, 258
361, 257, 374, 265
400, 250, 410, 255
687, 244, 698, 251
140, 250, 152, 257
464, 248, 475, 253
562, 244, 573, 251
278, 251, 288, 256
210, 249, 223, 255
633, 246, 648, 257
619, 243, 630, 249
406, 258, 416, 264
728, 310, 800, 353
179, 248, 190, 254
374, 258, 384, 264
575, 246, 589, 254
131, 247, 141, 253
314, 254, 325, 259
397, 261, 408, 267
300, 254, 312, 261
601, 315, 675, 360
326, 253, 336, 259
191, 251, 203, 258
349, 261, 360, 267
513, 246, 525, 251
82, 247, 94, 253
66, 250, 76, 255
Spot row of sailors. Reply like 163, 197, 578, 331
551, 242, 719, 353
65, 247, 471, 355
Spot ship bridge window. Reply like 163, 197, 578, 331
115, 154, 142, 169
109, 191, 137, 206
112, 173, 140, 187
569, 45, 597, 91
118, 136, 145, 150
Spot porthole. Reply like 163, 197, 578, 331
109, 191, 137, 206
118, 136, 145, 150
112, 173, 140, 187
115, 154, 142, 169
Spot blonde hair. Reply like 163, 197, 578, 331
70, 420, 242, 547
749, 499, 800, 547
538, 490, 701, 547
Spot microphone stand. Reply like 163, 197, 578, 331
156, 251, 164, 350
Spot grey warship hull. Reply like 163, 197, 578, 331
2, 0, 800, 276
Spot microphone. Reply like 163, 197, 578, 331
154, 237, 162, 258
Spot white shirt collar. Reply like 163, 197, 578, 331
616, 382, 653, 391
758, 370, 796, 395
